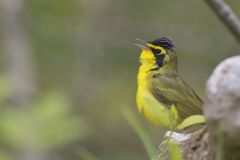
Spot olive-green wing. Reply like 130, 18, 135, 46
150, 74, 203, 120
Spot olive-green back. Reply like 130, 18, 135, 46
150, 72, 203, 121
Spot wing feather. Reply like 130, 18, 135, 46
150, 73, 203, 121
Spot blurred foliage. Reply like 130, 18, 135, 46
76, 147, 99, 160
123, 107, 156, 159
0, 0, 240, 159
0, 77, 11, 101
0, 92, 89, 150
0, 76, 90, 159
0, 150, 12, 160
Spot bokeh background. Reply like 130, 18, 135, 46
0, 0, 239, 160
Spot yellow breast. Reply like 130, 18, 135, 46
136, 49, 156, 113
136, 50, 174, 126
136, 64, 150, 112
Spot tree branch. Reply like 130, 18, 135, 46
154, 127, 212, 160
205, 0, 240, 43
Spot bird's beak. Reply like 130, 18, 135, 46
133, 38, 150, 50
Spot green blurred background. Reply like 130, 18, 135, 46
0, 0, 239, 160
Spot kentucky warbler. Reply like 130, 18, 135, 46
135, 37, 203, 127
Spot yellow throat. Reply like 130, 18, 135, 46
136, 48, 173, 126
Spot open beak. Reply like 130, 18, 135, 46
133, 38, 150, 50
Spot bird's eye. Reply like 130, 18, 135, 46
155, 49, 161, 55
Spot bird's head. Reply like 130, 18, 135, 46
135, 37, 177, 70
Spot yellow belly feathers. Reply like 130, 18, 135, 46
136, 64, 175, 127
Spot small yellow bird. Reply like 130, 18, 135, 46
135, 37, 203, 128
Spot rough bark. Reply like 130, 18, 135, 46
154, 127, 212, 160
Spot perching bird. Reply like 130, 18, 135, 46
135, 37, 203, 128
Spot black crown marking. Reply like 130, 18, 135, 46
149, 37, 175, 52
